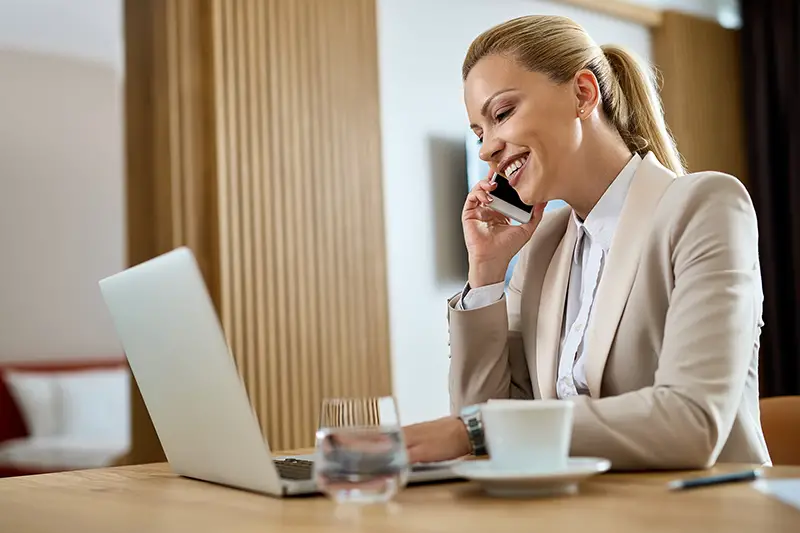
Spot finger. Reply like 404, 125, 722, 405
465, 189, 493, 208
467, 171, 497, 195
470, 207, 508, 224
476, 179, 497, 193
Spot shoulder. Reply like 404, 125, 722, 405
662, 170, 755, 216
656, 170, 759, 268
659, 170, 757, 239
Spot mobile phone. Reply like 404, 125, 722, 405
488, 173, 533, 224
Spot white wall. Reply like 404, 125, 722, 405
0, 1, 125, 362
377, 0, 652, 424
630, 0, 740, 28
0, 0, 123, 71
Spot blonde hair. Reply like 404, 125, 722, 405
463, 15, 685, 175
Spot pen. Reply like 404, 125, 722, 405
668, 469, 762, 491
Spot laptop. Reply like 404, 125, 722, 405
98, 246, 460, 497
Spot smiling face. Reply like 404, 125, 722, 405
465, 54, 584, 205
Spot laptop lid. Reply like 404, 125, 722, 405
99, 247, 283, 495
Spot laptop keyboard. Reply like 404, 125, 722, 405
273, 458, 314, 481
273, 457, 450, 482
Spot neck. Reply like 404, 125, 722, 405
565, 136, 633, 220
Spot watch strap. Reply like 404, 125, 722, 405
459, 405, 488, 457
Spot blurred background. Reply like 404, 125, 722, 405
0, 0, 796, 475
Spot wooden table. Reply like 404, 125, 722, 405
0, 462, 797, 532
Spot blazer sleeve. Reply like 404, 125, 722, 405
569, 174, 763, 470
447, 245, 534, 415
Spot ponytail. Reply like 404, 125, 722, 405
600, 44, 685, 175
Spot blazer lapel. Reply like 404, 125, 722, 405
536, 220, 577, 399
584, 153, 676, 397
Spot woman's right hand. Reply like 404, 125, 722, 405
463, 172, 546, 287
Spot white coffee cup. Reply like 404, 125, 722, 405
481, 399, 574, 473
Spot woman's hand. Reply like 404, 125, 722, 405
464, 172, 546, 287
403, 417, 472, 464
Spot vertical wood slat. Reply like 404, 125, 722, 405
326, 3, 349, 400
267, 0, 293, 447
338, 2, 362, 399
253, 0, 281, 446
211, 0, 232, 363
125, 0, 392, 460
315, 3, 340, 404
300, 0, 318, 450
282, 0, 302, 448
350, 1, 378, 398
237, 1, 258, 409
653, 11, 748, 183
165, 0, 183, 244
361, 0, 392, 394
320, 398, 382, 428
124, 0, 165, 465
245, 0, 269, 438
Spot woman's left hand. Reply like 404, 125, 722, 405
403, 416, 472, 464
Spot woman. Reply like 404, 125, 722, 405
404, 15, 771, 470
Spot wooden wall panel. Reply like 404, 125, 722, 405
653, 11, 748, 183
124, 0, 391, 461
210, 0, 392, 451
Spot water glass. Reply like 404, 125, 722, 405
314, 396, 409, 504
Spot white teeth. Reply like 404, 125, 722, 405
505, 156, 528, 178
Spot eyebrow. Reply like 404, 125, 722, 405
469, 88, 516, 129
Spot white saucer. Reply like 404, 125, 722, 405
452, 457, 611, 498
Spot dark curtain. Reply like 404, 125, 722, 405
740, 0, 800, 396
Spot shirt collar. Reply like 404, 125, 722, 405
571, 153, 641, 257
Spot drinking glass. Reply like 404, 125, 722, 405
314, 396, 409, 504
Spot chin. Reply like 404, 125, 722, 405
515, 181, 542, 206
513, 166, 543, 205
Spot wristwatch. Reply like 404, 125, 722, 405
459, 404, 488, 456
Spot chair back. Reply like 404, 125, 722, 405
760, 396, 800, 466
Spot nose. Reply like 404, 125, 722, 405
478, 132, 503, 165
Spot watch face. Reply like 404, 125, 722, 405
460, 404, 481, 419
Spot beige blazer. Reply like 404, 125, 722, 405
448, 153, 771, 470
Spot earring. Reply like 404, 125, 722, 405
579, 109, 585, 114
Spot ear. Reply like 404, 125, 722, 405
573, 69, 601, 119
